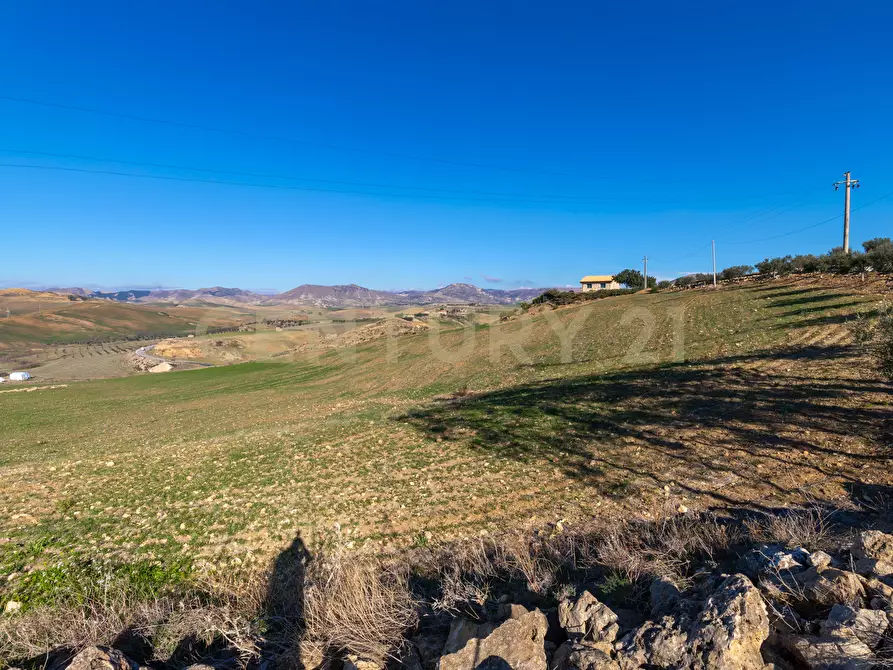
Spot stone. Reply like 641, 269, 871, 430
650, 576, 681, 616
853, 530, 893, 563
497, 603, 530, 621
550, 642, 618, 670
796, 568, 865, 608
148, 362, 173, 373
853, 558, 893, 578
808, 551, 834, 570
742, 545, 808, 578
3, 600, 21, 615
443, 618, 482, 656
343, 656, 381, 670
819, 604, 889, 649
615, 616, 688, 670
866, 577, 893, 600
783, 634, 874, 670
437, 609, 548, 670
688, 574, 769, 670
66, 647, 136, 670
558, 591, 619, 653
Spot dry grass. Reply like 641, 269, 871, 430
595, 501, 739, 583
303, 554, 418, 664
744, 502, 835, 550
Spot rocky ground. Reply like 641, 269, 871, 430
12, 526, 893, 670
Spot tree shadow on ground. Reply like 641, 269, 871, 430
399, 343, 892, 512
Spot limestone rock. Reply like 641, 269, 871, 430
66, 647, 136, 670
853, 557, 893, 578
808, 551, 833, 570
550, 642, 618, 670
650, 576, 681, 616
853, 530, 893, 563
558, 591, 619, 653
795, 568, 865, 608
438, 609, 548, 670
343, 656, 382, 670
615, 616, 688, 670
688, 574, 769, 670
443, 618, 483, 656
783, 634, 874, 670
819, 604, 888, 649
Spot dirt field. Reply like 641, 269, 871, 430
0, 275, 890, 614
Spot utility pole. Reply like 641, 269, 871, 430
833, 171, 860, 253
712, 240, 717, 287
642, 255, 648, 290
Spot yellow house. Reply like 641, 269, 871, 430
579, 275, 621, 292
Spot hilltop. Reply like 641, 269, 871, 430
30, 282, 554, 307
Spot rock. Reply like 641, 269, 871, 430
865, 577, 893, 600
550, 642, 618, 670
650, 576, 681, 616
66, 647, 137, 670
853, 557, 893, 578
443, 618, 482, 656
558, 591, 619, 653
688, 574, 769, 670
819, 604, 888, 649
853, 530, 893, 563
615, 616, 688, 670
742, 545, 808, 578
148, 362, 173, 373
808, 551, 833, 570
344, 656, 381, 670
437, 609, 548, 670
3, 600, 22, 615
497, 603, 530, 621
783, 634, 874, 670
796, 568, 865, 608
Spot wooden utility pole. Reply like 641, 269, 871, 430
642, 255, 648, 290
712, 240, 717, 287
833, 171, 860, 253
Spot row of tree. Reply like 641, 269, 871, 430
608, 237, 893, 291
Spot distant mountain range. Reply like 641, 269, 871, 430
42, 283, 552, 307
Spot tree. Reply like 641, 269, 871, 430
614, 268, 656, 289
614, 269, 643, 288
863, 238, 893, 273
719, 265, 754, 281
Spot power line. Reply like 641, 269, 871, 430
0, 162, 626, 205
0, 93, 570, 177
726, 189, 893, 245
0, 147, 649, 203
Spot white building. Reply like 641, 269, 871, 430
9, 371, 32, 381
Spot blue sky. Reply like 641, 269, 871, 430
1, 1, 892, 291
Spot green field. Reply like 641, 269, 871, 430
1, 276, 891, 613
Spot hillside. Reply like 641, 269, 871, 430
36, 282, 554, 307
1, 276, 889, 574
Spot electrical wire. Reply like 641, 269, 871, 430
0, 147, 658, 203
0, 93, 570, 177
0, 161, 625, 205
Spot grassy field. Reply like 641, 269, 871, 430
1, 275, 891, 613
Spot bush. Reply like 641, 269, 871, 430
674, 273, 712, 287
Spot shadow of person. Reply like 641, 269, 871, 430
264, 532, 313, 668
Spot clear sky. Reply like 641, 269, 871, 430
1, 1, 892, 291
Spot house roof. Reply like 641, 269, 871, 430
580, 275, 614, 283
